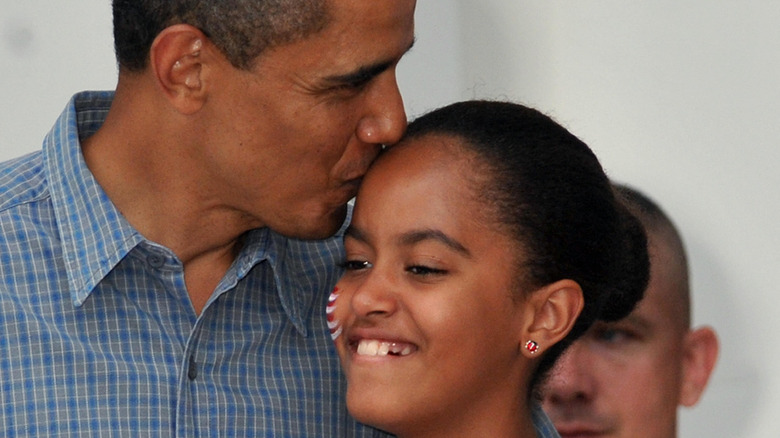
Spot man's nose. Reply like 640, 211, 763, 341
356, 71, 407, 146
542, 343, 597, 405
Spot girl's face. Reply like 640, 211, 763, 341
332, 135, 532, 436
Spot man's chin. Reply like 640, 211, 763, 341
277, 205, 349, 240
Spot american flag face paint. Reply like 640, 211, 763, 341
326, 286, 342, 341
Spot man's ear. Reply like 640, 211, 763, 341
679, 326, 719, 407
520, 279, 584, 357
149, 24, 212, 114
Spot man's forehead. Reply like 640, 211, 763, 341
645, 233, 690, 327
629, 275, 689, 335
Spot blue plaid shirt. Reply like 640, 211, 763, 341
532, 404, 560, 438
0, 91, 388, 437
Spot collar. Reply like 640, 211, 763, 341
45, 91, 144, 307
218, 209, 351, 337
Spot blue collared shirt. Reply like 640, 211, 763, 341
0, 91, 387, 437
533, 403, 561, 438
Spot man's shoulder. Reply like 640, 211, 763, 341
0, 151, 50, 213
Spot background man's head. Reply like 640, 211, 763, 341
541, 184, 719, 438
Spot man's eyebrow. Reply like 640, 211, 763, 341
399, 229, 471, 257
323, 62, 393, 87
617, 313, 653, 332
322, 38, 416, 87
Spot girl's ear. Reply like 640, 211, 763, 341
520, 279, 583, 357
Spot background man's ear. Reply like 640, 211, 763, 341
679, 326, 719, 407
521, 279, 584, 357
149, 24, 211, 114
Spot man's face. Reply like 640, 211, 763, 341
542, 233, 689, 438
202, 0, 416, 239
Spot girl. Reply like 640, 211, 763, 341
328, 101, 649, 438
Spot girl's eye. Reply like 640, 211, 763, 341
406, 265, 448, 276
340, 260, 372, 271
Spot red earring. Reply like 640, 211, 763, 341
525, 340, 539, 354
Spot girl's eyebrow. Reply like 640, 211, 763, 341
344, 225, 368, 242
345, 225, 471, 257
398, 229, 471, 257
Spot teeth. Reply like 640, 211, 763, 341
356, 339, 414, 357
357, 339, 379, 355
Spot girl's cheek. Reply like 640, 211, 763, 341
326, 286, 343, 341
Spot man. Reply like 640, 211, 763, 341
541, 184, 720, 438
0, 0, 415, 435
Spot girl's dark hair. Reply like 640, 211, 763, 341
112, 0, 329, 72
405, 100, 649, 394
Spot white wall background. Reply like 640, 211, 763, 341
2, 2, 778, 437
1, 1, 117, 153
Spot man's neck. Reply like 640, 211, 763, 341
80, 83, 262, 314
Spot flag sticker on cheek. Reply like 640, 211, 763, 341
326, 287, 342, 341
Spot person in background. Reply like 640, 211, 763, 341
542, 183, 719, 438
327, 100, 650, 437
0, 0, 415, 435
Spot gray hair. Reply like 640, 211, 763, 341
113, 0, 329, 71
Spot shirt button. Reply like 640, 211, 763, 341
188, 356, 198, 380
148, 254, 165, 268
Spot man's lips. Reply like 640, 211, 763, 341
340, 177, 363, 199
344, 176, 363, 187
558, 432, 605, 438
554, 422, 610, 438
